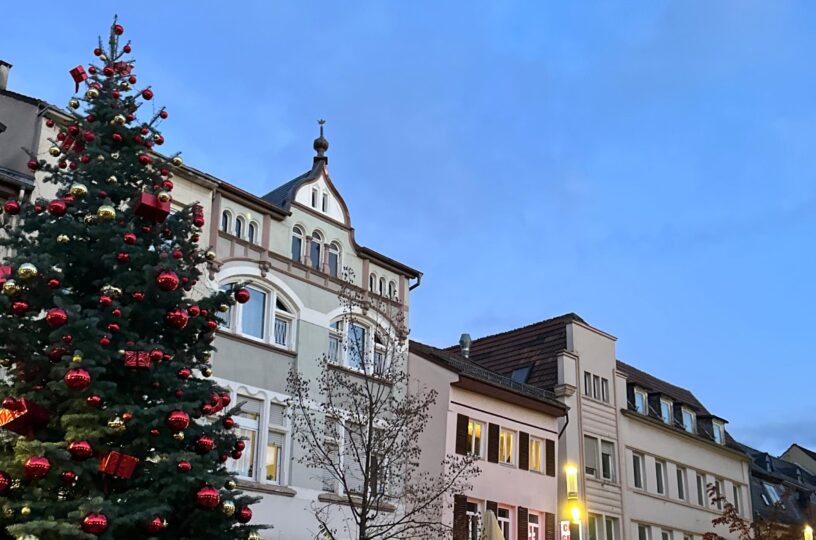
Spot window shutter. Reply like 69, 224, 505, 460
546, 438, 556, 477
453, 494, 468, 540
486, 500, 498, 516
455, 414, 469, 455
545, 512, 556, 540
487, 423, 499, 463
519, 431, 529, 471
517, 507, 528, 540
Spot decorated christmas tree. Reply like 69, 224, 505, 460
0, 18, 263, 540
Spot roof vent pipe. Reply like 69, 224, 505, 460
459, 333, 471, 358
0, 61, 11, 91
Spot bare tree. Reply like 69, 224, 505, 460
287, 272, 479, 540
704, 483, 806, 540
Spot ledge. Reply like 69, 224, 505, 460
216, 330, 298, 357
317, 492, 396, 513
327, 363, 394, 386
237, 480, 297, 497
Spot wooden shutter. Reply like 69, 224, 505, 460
545, 512, 556, 540
519, 431, 529, 471
517, 507, 528, 540
453, 494, 468, 540
486, 500, 498, 516
546, 438, 556, 477
455, 414, 469, 455
487, 423, 499, 463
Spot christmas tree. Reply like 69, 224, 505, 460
0, 18, 263, 540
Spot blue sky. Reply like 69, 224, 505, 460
3, 2, 815, 454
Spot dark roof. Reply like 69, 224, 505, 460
616, 360, 710, 414
0, 88, 45, 107
446, 313, 585, 390
410, 340, 567, 414
260, 168, 317, 210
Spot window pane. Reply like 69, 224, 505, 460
310, 238, 321, 270
241, 287, 266, 338
677, 468, 686, 500
635, 391, 646, 414
266, 431, 285, 482
235, 218, 243, 238
530, 439, 542, 472
683, 410, 695, 433
633, 454, 643, 488
656, 462, 665, 494
584, 436, 599, 476
588, 514, 598, 540
601, 378, 609, 402
584, 372, 592, 395
231, 427, 256, 478
328, 252, 339, 277
269, 403, 286, 426
468, 421, 482, 457
248, 223, 256, 243
499, 430, 513, 464
605, 518, 618, 540
291, 236, 302, 262
274, 317, 289, 347
661, 401, 672, 424
322, 443, 339, 492
221, 211, 230, 231
601, 441, 615, 481
697, 474, 705, 505
347, 324, 367, 370
328, 334, 341, 362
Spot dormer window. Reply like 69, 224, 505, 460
659, 398, 673, 425
634, 388, 648, 415
681, 407, 696, 434
712, 420, 725, 445
764, 455, 773, 472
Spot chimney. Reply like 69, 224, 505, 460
459, 333, 471, 358
0, 61, 11, 91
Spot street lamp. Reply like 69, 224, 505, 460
804, 525, 813, 540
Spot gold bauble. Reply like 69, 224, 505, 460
120, 82, 131, 91
97, 205, 116, 221
220, 500, 235, 517
171, 156, 183, 167
85, 88, 99, 100
84, 215, 97, 225
0, 358, 11, 368
2, 506, 12, 518
112, 115, 126, 126
96, 155, 105, 162
205, 250, 217, 261
71, 354, 82, 364
20, 506, 30, 518
101, 285, 122, 298
201, 367, 213, 377
57, 234, 70, 244
106, 175, 118, 184
2, 280, 21, 296
48, 146, 61, 157
173, 431, 185, 441
68, 99, 80, 109
217, 304, 229, 313
156, 191, 172, 203
225, 479, 237, 490
69, 183, 88, 197
247, 532, 262, 540
16, 263, 38, 280
108, 417, 126, 432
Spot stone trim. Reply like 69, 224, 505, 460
317, 492, 396, 513
237, 480, 296, 497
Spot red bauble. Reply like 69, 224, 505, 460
48, 278, 60, 289
166, 308, 189, 329
11, 301, 29, 316
137, 153, 151, 166
166, 410, 190, 431
223, 416, 235, 429
177, 368, 191, 379
234, 288, 251, 304
48, 346, 67, 362
195, 435, 215, 454
231, 450, 243, 460
221, 393, 231, 406
1, 397, 17, 410
64, 368, 91, 390
206, 319, 218, 331
150, 428, 160, 437
48, 199, 67, 216
112, 133, 122, 143
154, 134, 165, 146
27, 159, 38, 171
86, 395, 102, 407
114, 24, 124, 35
83, 131, 95, 142
97, 191, 107, 199
93, 47, 102, 56
116, 252, 129, 263
100, 295, 113, 307
123, 232, 137, 245
140, 127, 149, 135
145, 516, 164, 534
106, 322, 120, 333
81, 513, 109, 535
142, 89, 153, 100
129, 75, 137, 84
235, 441, 246, 452
62, 334, 73, 343
132, 291, 145, 302
193, 215, 205, 227
149, 349, 164, 362
80, 154, 91, 164
196, 486, 220, 509
3, 200, 20, 215
156, 270, 179, 291
175, 389, 184, 398
60, 470, 77, 484
236, 506, 252, 523
160, 110, 168, 119
187, 305, 200, 317
68, 125, 80, 136
99, 336, 111, 346
172, 249, 183, 259
46, 119, 55, 128
63, 194, 75, 203
112, 308, 121, 317
33, 204, 44, 213
0, 471, 8, 493
24, 456, 51, 479
219, 454, 229, 463
103, 66, 114, 77
177, 460, 191, 473
201, 404, 213, 415
68, 440, 93, 460
46, 308, 68, 327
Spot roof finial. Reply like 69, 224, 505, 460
313, 119, 329, 162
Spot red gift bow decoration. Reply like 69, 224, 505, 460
122, 351, 152, 368
0, 399, 49, 438
0, 266, 12, 285
99, 451, 139, 479
134, 193, 171, 223
69, 65, 87, 92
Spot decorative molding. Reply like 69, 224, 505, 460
237, 481, 297, 498
317, 493, 396, 513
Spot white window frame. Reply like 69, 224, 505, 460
715, 478, 725, 510
632, 452, 646, 489
682, 407, 696, 434
661, 530, 673, 540
660, 398, 673, 425
584, 435, 599, 478
712, 420, 725, 445
310, 231, 323, 271
388, 280, 397, 300
656, 460, 666, 495
291, 226, 304, 263
584, 372, 592, 396
221, 282, 296, 350
235, 215, 245, 238
467, 419, 484, 458
369, 273, 377, 292
638, 524, 652, 540
466, 501, 482, 540
676, 466, 687, 501
593, 375, 600, 399
496, 507, 511, 540
378, 277, 386, 296
328, 242, 341, 278
230, 395, 262, 481
605, 516, 620, 540
696, 473, 705, 506
528, 512, 541, 540
221, 209, 233, 232
248, 221, 259, 244
588, 513, 600, 540
321, 191, 328, 212
634, 388, 648, 414
311, 187, 319, 208
732, 484, 741, 515
498, 428, 514, 465
601, 440, 616, 482
601, 378, 610, 403
328, 318, 390, 376
529, 436, 543, 473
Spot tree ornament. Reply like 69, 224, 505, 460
49, 145, 61, 157
220, 500, 236, 517
205, 250, 217, 261
26, 159, 38, 171
85, 88, 99, 100
2, 200, 20, 216
56, 234, 70, 244
47, 199, 67, 216
68, 183, 88, 197
132, 291, 145, 302
68, 98, 80, 109
116, 252, 129, 263
16, 263, 38, 280
86, 395, 102, 407
222, 416, 235, 430
173, 431, 185, 441
84, 215, 97, 225
145, 516, 165, 534
107, 416, 126, 432
97, 205, 116, 221
188, 305, 200, 317
138, 153, 151, 166
196, 486, 220, 509
231, 450, 243, 460
171, 156, 183, 167
225, 479, 237, 490
0, 472, 10, 493
20, 506, 31, 518
11, 301, 29, 316
236, 506, 252, 523
235, 441, 246, 452
195, 435, 215, 454
64, 369, 91, 390
166, 308, 189, 329
160, 110, 169, 119
112, 114, 126, 126
156, 270, 179, 291
177, 460, 191, 473
142, 89, 153, 100
123, 44, 132, 53
81, 513, 108, 535
67, 441, 93, 460
154, 134, 164, 145
166, 410, 190, 431
114, 23, 124, 35
201, 367, 213, 377
99, 336, 111, 346
46, 308, 68, 327
177, 368, 191, 380
23, 456, 51, 479
60, 470, 77, 484
99, 295, 112, 307
123, 232, 136, 244
62, 334, 73, 343
71, 352, 82, 363
247, 532, 262, 540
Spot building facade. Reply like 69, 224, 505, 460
409, 341, 567, 540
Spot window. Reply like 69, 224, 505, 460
498, 429, 514, 465
511, 366, 532, 383
732, 485, 741, 514
601, 378, 609, 403
467, 502, 481, 540
239, 286, 266, 339
496, 508, 510, 540
528, 513, 540, 540
584, 372, 592, 395
529, 437, 543, 473
273, 298, 293, 347
328, 243, 340, 278
378, 277, 386, 296
221, 210, 232, 232
221, 284, 295, 348
266, 402, 286, 483
584, 435, 599, 477
321, 192, 328, 212
661, 531, 673, 540
761, 482, 782, 507
322, 440, 339, 492
715, 478, 725, 510
682, 536, 692, 540
660, 398, 673, 424
291, 226, 304, 262
329, 318, 388, 375
388, 280, 397, 299
634, 388, 648, 414
593, 375, 600, 399
605, 517, 619, 540
588, 514, 599, 540
655, 460, 666, 495
311, 187, 318, 208
310, 231, 322, 270
235, 216, 245, 238
347, 323, 367, 371
601, 441, 616, 481
248, 221, 258, 244
633, 453, 645, 489
696, 473, 705, 506
712, 421, 725, 445
369, 273, 376, 292
229, 396, 262, 479
677, 467, 687, 500
682, 408, 696, 434
467, 420, 483, 458
638, 524, 651, 540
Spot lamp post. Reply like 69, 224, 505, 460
565, 464, 583, 540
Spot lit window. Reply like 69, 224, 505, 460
633, 453, 645, 489
682, 408, 696, 433
266, 402, 286, 483
291, 226, 304, 262
712, 421, 725, 445
634, 388, 648, 414
529, 437, 543, 473
248, 221, 258, 244
235, 216, 245, 238
601, 441, 616, 481
221, 210, 231, 232
496, 508, 510, 540
498, 430, 514, 464
467, 420, 483, 458
655, 460, 666, 495
310, 231, 322, 271
328, 243, 341, 278
584, 435, 599, 477
660, 399, 673, 424
528, 513, 540, 540
677, 467, 687, 500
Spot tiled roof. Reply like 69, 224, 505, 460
446, 313, 584, 390
616, 359, 710, 414
260, 167, 318, 210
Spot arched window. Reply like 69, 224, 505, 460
328, 317, 389, 375
291, 226, 304, 263
388, 281, 397, 299
328, 242, 341, 278
379, 277, 386, 296
221, 210, 232, 232
248, 221, 258, 244
220, 282, 297, 349
310, 231, 322, 271
369, 273, 377, 292
235, 216, 245, 239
